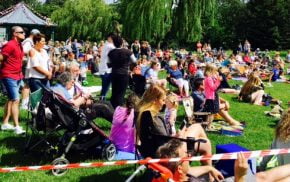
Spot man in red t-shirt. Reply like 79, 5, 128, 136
0, 26, 26, 134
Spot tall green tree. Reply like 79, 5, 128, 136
34, 0, 66, 17
172, 0, 217, 43
0, 0, 40, 11
245, 0, 290, 49
51, 0, 115, 40
119, 0, 217, 46
120, 0, 172, 44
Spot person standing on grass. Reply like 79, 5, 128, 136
108, 35, 136, 108
0, 26, 26, 134
21, 29, 41, 110
203, 64, 221, 128
26, 33, 52, 93
99, 33, 116, 100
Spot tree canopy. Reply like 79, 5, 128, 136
1, 0, 289, 49
51, 0, 116, 40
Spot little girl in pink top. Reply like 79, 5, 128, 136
203, 64, 221, 127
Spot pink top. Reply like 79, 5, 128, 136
204, 76, 220, 100
109, 106, 135, 153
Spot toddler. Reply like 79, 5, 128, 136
164, 94, 178, 135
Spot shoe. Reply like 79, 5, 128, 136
1, 123, 15, 131
14, 126, 25, 135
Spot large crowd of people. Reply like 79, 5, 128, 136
0, 26, 290, 181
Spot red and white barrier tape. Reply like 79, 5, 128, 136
1, 148, 290, 173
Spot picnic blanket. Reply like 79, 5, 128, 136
209, 121, 244, 136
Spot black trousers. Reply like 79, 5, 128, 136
110, 73, 129, 108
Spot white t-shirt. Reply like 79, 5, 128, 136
22, 38, 34, 55
99, 41, 115, 74
26, 48, 51, 79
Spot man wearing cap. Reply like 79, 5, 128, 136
0, 26, 26, 134
21, 28, 41, 110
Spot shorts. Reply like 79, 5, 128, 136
1, 78, 21, 101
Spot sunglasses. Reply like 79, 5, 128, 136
16, 31, 25, 34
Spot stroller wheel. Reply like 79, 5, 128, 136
51, 157, 69, 176
101, 143, 116, 161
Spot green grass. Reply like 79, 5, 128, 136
0, 72, 290, 181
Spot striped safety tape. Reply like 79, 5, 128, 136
0, 148, 289, 173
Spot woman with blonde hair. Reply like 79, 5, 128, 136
137, 84, 212, 165
239, 72, 265, 105
260, 108, 290, 170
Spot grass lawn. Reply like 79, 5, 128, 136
0, 70, 290, 182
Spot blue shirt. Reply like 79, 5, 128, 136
191, 90, 206, 112
168, 68, 183, 79
272, 68, 280, 81
51, 83, 72, 101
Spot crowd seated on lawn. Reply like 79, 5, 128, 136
1, 29, 290, 181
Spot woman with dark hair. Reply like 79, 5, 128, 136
26, 33, 52, 92
108, 35, 136, 108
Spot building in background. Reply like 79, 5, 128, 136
0, 2, 57, 41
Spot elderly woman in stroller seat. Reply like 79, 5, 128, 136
51, 72, 114, 122
51, 72, 88, 107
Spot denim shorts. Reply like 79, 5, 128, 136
1, 78, 21, 101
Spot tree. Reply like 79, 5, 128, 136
0, 0, 40, 11
120, 0, 172, 45
34, 0, 66, 17
172, 0, 217, 44
205, 0, 246, 49
119, 0, 217, 46
51, 0, 115, 40
245, 0, 290, 49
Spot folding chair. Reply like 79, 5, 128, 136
182, 97, 211, 127
24, 88, 62, 154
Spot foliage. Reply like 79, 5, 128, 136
0, 0, 40, 11
50, 0, 115, 41
244, 0, 290, 50
119, 0, 217, 45
120, 0, 172, 44
172, 0, 216, 43
1, 0, 290, 49
34, 0, 65, 17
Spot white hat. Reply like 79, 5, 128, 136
30, 29, 40, 35
169, 60, 177, 66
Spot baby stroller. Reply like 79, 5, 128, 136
25, 86, 116, 176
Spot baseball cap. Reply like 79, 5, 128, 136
30, 29, 40, 35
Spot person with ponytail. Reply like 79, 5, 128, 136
109, 94, 140, 153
